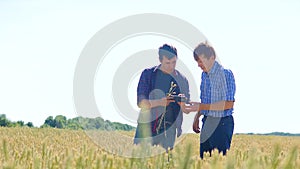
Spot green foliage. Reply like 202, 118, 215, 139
237, 132, 300, 137
41, 115, 135, 131
0, 114, 10, 127
16, 121, 24, 127
0, 113, 135, 131
44, 116, 55, 127
0, 114, 34, 128
54, 115, 67, 128
26, 122, 34, 128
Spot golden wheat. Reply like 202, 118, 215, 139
0, 127, 299, 169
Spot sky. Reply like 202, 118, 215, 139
1, 0, 300, 134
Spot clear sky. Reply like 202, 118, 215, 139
1, 0, 300, 134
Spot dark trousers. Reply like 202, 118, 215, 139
134, 122, 176, 151
152, 124, 176, 150
200, 115, 234, 158
133, 122, 152, 145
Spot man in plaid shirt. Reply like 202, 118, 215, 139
133, 44, 190, 151
183, 42, 236, 158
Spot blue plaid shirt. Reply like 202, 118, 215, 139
137, 65, 190, 136
137, 65, 190, 106
200, 61, 236, 117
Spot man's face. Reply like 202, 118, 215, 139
160, 56, 177, 74
196, 54, 215, 72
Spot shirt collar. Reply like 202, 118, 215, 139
207, 61, 222, 75
153, 64, 178, 76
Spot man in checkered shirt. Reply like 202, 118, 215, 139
183, 42, 236, 158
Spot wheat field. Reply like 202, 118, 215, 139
1, 127, 300, 169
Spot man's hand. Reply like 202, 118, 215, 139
178, 102, 192, 114
141, 97, 175, 109
161, 97, 175, 106
179, 102, 200, 114
188, 102, 201, 112
193, 113, 201, 133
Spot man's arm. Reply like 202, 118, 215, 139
196, 100, 234, 111
181, 100, 234, 113
190, 101, 234, 133
138, 98, 174, 109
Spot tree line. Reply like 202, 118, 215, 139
239, 132, 300, 137
0, 114, 135, 131
0, 114, 34, 127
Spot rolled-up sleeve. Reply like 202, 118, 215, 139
137, 69, 151, 106
225, 70, 236, 101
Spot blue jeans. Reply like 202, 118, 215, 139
200, 115, 234, 158
134, 122, 176, 151
152, 123, 176, 150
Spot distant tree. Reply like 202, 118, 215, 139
26, 122, 34, 127
40, 115, 135, 131
16, 121, 24, 127
66, 123, 81, 130
44, 116, 55, 127
123, 124, 135, 131
104, 120, 114, 131
112, 122, 123, 130
0, 114, 9, 127
54, 115, 67, 128
94, 117, 104, 129
0, 114, 34, 128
